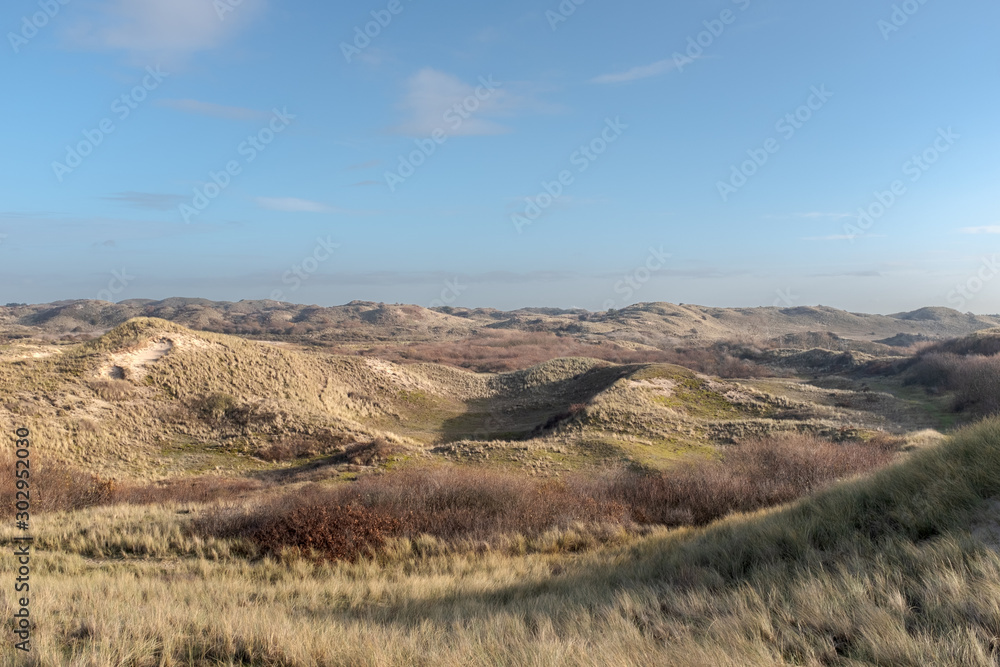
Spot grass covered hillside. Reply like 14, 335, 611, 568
5, 311, 1000, 664
4, 417, 1000, 664
3, 299, 998, 358
0, 317, 929, 480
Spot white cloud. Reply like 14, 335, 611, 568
63, 0, 265, 61
590, 59, 678, 84
960, 226, 1000, 234
391, 69, 517, 137
156, 99, 269, 121
255, 198, 334, 213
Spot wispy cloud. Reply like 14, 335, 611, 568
0, 214, 220, 243
590, 59, 678, 84
63, 0, 266, 61
261, 270, 582, 287
103, 192, 188, 211
254, 198, 336, 213
351, 181, 384, 187
156, 99, 269, 121
595, 266, 748, 279
960, 225, 1000, 234
391, 69, 535, 137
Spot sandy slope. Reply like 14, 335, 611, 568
99, 334, 209, 379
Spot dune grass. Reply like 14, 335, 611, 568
2, 318, 931, 484
190, 433, 899, 565
3, 419, 1000, 664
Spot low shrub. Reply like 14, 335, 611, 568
906, 351, 1000, 416
332, 330, 776, 377
0, 452, 267, 518
193, 393, 280, 428
610, 433, 901, 527
199, 433, 900, 562
197, 392, 238, 419
247, 501, 401, 563
256, 432, 354, 462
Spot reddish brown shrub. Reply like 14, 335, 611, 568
114, 476, 265, 505
198, 467, 630, 561
349, 467, 627, 541
0, 452, 266, 518
198, 434, 897, 563
247, 502, 401, 563
257, 432, 354, 462
906, 352, 1000, 416
334, 437, 402, 466
610, 433, 900, 526
331, 330, 775, 377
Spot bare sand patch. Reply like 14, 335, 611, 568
0, 344, 64, 362
99, 334, 210, 380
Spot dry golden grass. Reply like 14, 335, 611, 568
3, 319, 889, 481
189, 433, 898, 565
9, 318, 1000, 663
334, 329, 776, 377
3, 419, 1000, 664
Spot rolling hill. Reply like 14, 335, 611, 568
0, 317, 933, 480
2, 299, 998, 346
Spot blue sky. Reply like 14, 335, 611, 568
1, 0, 998, 313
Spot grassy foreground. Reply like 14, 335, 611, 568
5, 419, 1000, 665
